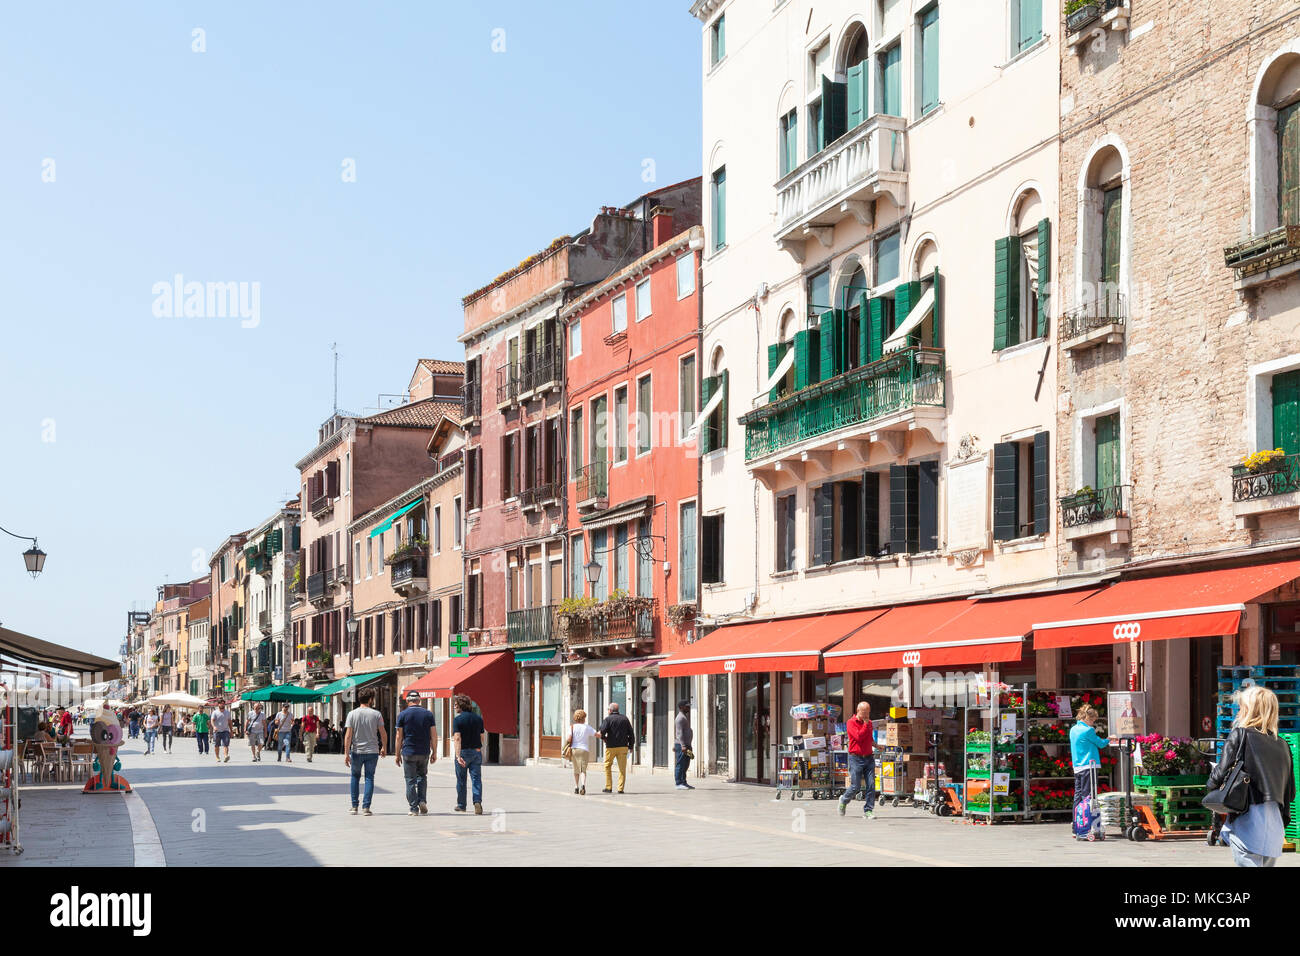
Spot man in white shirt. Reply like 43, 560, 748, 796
272, 704, 296, 763
211, 703, 232, 763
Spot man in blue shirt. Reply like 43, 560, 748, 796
452, 694, 486, 814
395, 690, 438, 816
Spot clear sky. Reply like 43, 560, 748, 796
0, 2, 703, 659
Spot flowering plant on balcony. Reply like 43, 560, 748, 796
385, 536, 429, 566
667, 603, 697, 630
1240, 448, 1286, 473
288, 565, 303, 592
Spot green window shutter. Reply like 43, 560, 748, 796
932, 268, 943, 348
1272, 371, 1300, 456
993, 236, 1020, 351
815, 484, 834, 566
1036, 218, 1051, 339
881, 45, 901, 116
868, 297, 885, 363
767, 344, 781, 402
858, 293, 872, 365
1280, 102, 1300, 227
712, 168, 727, 250
291, 525, 300, 551
700, 376, 716, 455
920, 5, 940, 116
1018, 0, 1042, 52
822, 75, 847, 146
993, 442, 1019, 542
895, 281, 922, 346
1101, 186, 1122, 286
718, 370, 729, 449
807, 327, 822, 385
793, 330, 810, 391
819, 311, 836, 381
1032, 431, 1050, 535
847, 62, 865, 130
1094, 413, 1121, 491
917, 460, 938, 552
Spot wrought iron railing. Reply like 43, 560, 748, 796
460, 380, 481, 419
520, 347, 562, 394
310, 494, 332, 518
576, 460, 608, 504
566, 599, 657, 646
520, 481, 560, 509
258, 610, 272, 633
307, 571, 328, 603
1060, 291, 1127, 341
741, 346, 945, 462
1232, 454, 1300, 503
391, 554, 428, 587
1066, 0, 1125, 33
496, 364, 519, 406
506, 605, 557, 646
1060, 484, 1130, 528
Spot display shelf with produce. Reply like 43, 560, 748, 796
1024, 687, 1114, 816
963, 684, 1027, 822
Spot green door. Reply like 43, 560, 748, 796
1273, 370, 1300, 456
1101, 186, 1122, 287
1280, 102, 1300, 227
1094, 413, 1121, 491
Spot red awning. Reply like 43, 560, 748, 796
658, 609, 888, 677
1032, 560, 1300, 649
402, 651, 517, 735
822, 598, 982, 672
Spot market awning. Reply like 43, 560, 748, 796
578, 495, 653, 532
822, 598, 979, 672
612, 655, 667, 673
659, 609, 888, 677
368, 498, 422, 538
513, 647, 558, 663
0, 625, 120, 681
1032, 560, 1300, 649
314, 670, 392, 696
918, 588, 1101, 661
402, 651, 516, 734
240, 683, 327, 703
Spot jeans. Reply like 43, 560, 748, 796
161, 727, 173, 751
196, 732, 209, 754
839, 754, 877, 812
455, 749, 483, 808
403, 754, 429, 810
674, 743, 691, 786
350, 752, 379, 809
278, 732, 292, 760
144, 729, 157, 753
1228, 832, 1278, 867
129, 720, 139, 739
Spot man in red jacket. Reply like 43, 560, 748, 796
838, 701, 878, 819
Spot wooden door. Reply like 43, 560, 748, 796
539, 670, 563, 759
1094, 412, 1121, 491
1272, 370, 1300, 456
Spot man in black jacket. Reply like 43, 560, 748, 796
597, 703, 635, 794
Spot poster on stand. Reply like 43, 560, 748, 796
1107, 690, 1147, 739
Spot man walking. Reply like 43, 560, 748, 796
301, 706, 319, 762
193, 706, 210, 756
395, 690, 437, 816
597, 702, 634, 794
674, 701, 694, 791
271, 704, 295, 762
344, 691, 386, 816
838, 701, 878, 820
247, 703, 268, 762
127, 707, 140, 740
211, 701, 232, 763
451, 695, 485, 814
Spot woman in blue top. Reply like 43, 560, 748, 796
1069, 703, 1110, 841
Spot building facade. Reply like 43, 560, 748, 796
208, 533, 248, 700
186, 597, 211, 698
244, 503, 301, 690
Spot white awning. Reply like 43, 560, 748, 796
882, 286, 936, 354
685, 385, 726, 441
870, 276, 902, 298
754, 347, 795, 402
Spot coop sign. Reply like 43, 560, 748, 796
901, 651, 921, 666
1113, 621, 1141, 641
723, 660, 736, 672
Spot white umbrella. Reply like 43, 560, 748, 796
147, 691, 208, 711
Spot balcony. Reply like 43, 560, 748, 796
310, 494, 333, 519
740, 346, 946, 476
307, 571, 329, 604
496, 364, 519, 407
519, 347, 562, 398
506, 604, 558, 647
461, 380, 481, 420
1224, 224, 1300, 288
774, 115, 908, 262
258, 609, 272, 634
256, 554, 273, 577
390, 553, 429, 594
564, 598, 657, 654
1065, 2, 1131, 54
1061, 291, 1126, 356
575, 460, 608, 510
1232, 453, 1300, 529
1061, 484, 1131, 546
520, 480, 560, 512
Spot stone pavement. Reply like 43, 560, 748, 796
3, 737, 1292, 866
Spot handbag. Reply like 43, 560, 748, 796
1203, 734, 1252, 815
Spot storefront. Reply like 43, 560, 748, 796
402, 651, 516, 759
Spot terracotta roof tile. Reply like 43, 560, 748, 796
419, 359, 466, 375
362, 399, 460, 429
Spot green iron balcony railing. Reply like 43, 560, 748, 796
1060, 484, 1130, 529
740, 346, 945, 462
1232, 453, 1300, 503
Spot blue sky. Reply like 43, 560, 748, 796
0, 2, 703, 658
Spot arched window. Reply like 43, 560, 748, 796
1250, 47, 1300, 234
767, 309, 799, 401
701, 347, 729, 454
1076, 142, 1128, 326
842, 23, 871, 131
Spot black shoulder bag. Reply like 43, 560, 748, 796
1203, 732, 1253, 815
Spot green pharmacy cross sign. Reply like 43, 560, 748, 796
223, 679, 235, 692
450, 633, 469, 657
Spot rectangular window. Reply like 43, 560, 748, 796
710, 14, 725, 65
635, 278, 651, 321
570, 318, 582, 358
701, 514, 724, 585
775, 493, 797, 572
591, 528, 609, 602
1279, 102, 1300, 226
366, 538, 373, 577
993, 433, 1050, 541
876, 232, 900, 287
612, 293, 628, 334
807, 100, 823, 156
807, 268, 832, 318
679, 354, 696, 440
614, 385, 629, 464
614, 523, 629, 593
636, 517, 652, 597
501, 433, 519, 499
780, 109, 799, 177
354, 542, 361, 582
570, 407, 584, 479
570, 535, 585, 599
1273, 370, 1300, 455
636, 374, 652, 456
676, 253, 695, 299
590, 395, 608, 468
432, 506, 441, 554
1013, 0, 1042, 55
1100, 185, 1122, 287
878, 43, 901, 117
711, 166, 727, 251
453, 496, 463, 548
679, 502, 698, 603
919, 4, 940, 117
1094, 413, 1121, 491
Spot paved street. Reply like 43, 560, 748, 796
5, 738, 1289, 867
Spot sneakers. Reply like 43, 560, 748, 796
473, 803, 483, 815
409, 810, 419, 817
418, 803, 428, 815
362, 808, 373, 817
453, 806, 466, 813
223, 755, 230, 763
838, 801, 847, 817
675, 784, 690, 790
602, 788, 613, 794
864, 810, 875, 820
580, 786, 586, 795
349, 807, 358, 815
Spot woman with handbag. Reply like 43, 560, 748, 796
567, 708, 597, 795
1205, 685, 1295, 867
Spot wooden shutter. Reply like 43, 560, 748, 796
861, 471, 880, 557
868, 297, 885, 363
701, 517, 716, 585
819, 311, 836, 380
1280, 103, 1300, 227
1019, 0, 1042, 51
1094, 413, 1121, 491
782, 496, 796, 570
712, 168, 727, 249
822, 75, 847, 146
993, 442, 1019, 542
837, 481, 861, 560
1273, 371, 1300, 456
994, 236, 1020, 351
793, 330, 811, 391
889, 464, 917, 555
1101, 186, 1122, 286
847, 62, 865, 130
917, 460, 938, 552
325, 460, 339, 497
1036, 218, 1051, 339
1032, 431, 1051, 535
920, 5, 940, 115
767, 344, 781, 402
291, 525, 300, 551
815, 484, 834, 566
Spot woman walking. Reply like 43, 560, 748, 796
1068, 703, 1110, 841
1208, 685, 1296, 867
159, 705, 175, 753
143, 707, 160, 755
566, 708, 597, 795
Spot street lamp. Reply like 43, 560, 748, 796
1, 524, 46, 578
346, 617, 358, 657
585, 558, 603, 586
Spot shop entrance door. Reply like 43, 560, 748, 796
539, 669, 563, 759
594, 678, 606, 758
653, 677, 669, 767
740, 672, 770, 783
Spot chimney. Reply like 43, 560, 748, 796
651, 205, 674, 247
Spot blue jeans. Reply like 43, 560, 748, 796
350, 752, 379, 809
403, 755, 429, 810
455, 749, 483, 808
196, 732, 209, 754
674, 743, 691, 786
129, 720, 139, 738
144, 729, 157, 753
278, 732, 292, 759
839, 753, 877, 812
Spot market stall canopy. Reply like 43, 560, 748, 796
822, 598, 979, 673
238, 684, 326, 703
402, 652, 516, 734
148, 691, 209, 710
314, 670, 392, 697
658, 608, 888, 677
1032, 559, 1300, 649
0, 625, 120, 682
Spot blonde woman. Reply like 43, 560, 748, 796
567, 709, 598, 795
1208, 685, 1296, 867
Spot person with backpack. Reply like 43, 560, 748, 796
1069, 703, 1110, 841
1207, 685, 1297, 867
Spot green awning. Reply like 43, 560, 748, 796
315, 670, 392, 696
368, 499, 422, 538
239, 683, 326, 703
512, 648, 558, 663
